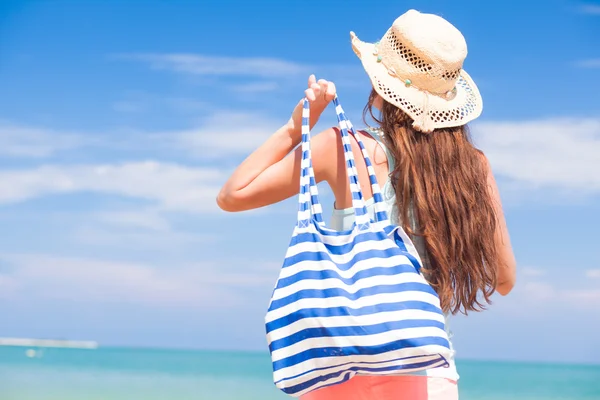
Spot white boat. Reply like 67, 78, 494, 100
0, 337, 98, 349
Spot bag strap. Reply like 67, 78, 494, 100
297, 99, 326, 228
296, 96, 390, 230
336, 102, 391, 227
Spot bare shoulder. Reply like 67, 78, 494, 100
310, 126, 341, 155
310, 126, 342, 183
312, 126, 339, 146
475, 149, 491, 167
475, 150, 496, 180
312, 126, 374, 149
475, 150, 503, 207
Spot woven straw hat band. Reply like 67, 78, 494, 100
376, 27, 463, 96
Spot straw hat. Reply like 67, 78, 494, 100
350, 9, 482, 133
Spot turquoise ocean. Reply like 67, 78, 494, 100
1, 346, 599, 400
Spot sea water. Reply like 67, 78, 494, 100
1, 346, 599, 400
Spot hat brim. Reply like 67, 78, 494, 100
350, 32, 483, 130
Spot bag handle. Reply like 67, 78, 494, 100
297, 99, 326, 228
334, 98, 391, 227
296, 96, 390, 230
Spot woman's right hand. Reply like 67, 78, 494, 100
287, 74, 336, 137
218, 75, 338, 212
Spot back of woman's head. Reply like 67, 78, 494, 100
364, 89, 499, 315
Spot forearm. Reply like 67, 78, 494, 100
217, 123, 300, 210
217, 77, 336, 212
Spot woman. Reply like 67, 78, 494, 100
217, 9, 516, 400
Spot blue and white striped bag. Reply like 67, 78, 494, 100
265, 97, 452, 397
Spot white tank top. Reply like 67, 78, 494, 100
328, 128, 459, 381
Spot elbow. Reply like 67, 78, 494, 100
216, 189, 242, 212
496, 264, 516, 296
496, 276, 515, 296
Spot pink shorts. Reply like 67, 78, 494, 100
300, 375, 458, 400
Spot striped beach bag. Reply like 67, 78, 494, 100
265, 96, 452, 397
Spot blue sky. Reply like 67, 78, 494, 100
0, 0, 599, 364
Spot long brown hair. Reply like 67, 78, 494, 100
364, 89, 498, 315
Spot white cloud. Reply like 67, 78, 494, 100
113, 53, 364, 91
0, 122, 93, 158
0, 120, 158, 159
155, 111, 281, 158
92, 209, 172, 231
521, 282, 555, 301
473, 118, 600, 192
579, 4, 600, 15
74, 226, 214, 250
575, 59, 600, 68
0, 275, 18, 298
562, 288, 600, 301
586, 269, 600, 279
113, 100, 147, 113
164, 97, 207, 113
495, 266, 600, 314
0, 161, 225, 213
228, 81, 280, 93
495, 280, 600, 315
2, 104, 282, 160
520, 267, 546, 277
71, 208, 217, 250
112, 91, 208, 114
7, 111, 600, 208
0, 254, 275, 307
116, 53, 310, 78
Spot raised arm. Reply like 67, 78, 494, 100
217, 76, 337, 212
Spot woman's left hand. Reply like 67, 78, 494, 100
287, 74, 336, 137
